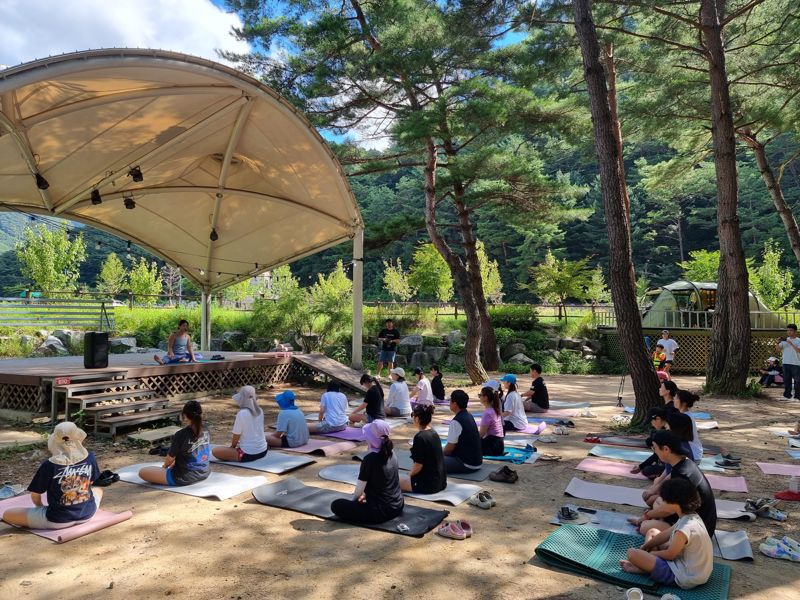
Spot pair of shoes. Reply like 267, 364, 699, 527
584, 436, 601, 443
537, 435, 557, 443
489, 466, 519, 483
557, 505, 590, 524
744, 497, 779, 514
579, 410, 597, 418
764, 507, 789, 521
94, 470, 120, 487
553, 426, 569, 436
760, 537, 800, 561
719, 452, 741, 462
557, 420, 576, 428
437, 521, 470, 540
715, 458, 741, 469
467, 491, 494, 509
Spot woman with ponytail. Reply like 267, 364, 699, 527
139, 400, 210, 486
212, 385, 268, 462
349, 374, 386, 424
400, 404, 446, 494
330, 420, 404, 524
478, 386, 505, 456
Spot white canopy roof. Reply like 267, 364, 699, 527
0, 49, 362, 292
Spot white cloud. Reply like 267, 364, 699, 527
0, 0, 249, 68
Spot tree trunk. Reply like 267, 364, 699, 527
573, 0, 661, 422
701, 0, 751, 394
423, 138, 488, 384
739, 129, 800, 270
600, 42, 631, 222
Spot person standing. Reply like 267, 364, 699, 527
777, 324, 800, 400
659, 330, 680, 374
376, 319, 401, 377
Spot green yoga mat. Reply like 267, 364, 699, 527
534, 526, 731, 600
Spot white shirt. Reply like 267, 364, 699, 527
386, 381, 411, 414
668, 514, 713, 589
447, 419, 463, 444
232, 408, 267, 455
503, 391, 527, 430
779, 337, 800, 366
414, 377, 433, 406
320, 391, 349, 427
660, 338, 680, 361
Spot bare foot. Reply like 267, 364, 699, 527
630, 466, 642, 474
620, 559, 645, 574
626, 516, 641, 525
154, 355, 164, 365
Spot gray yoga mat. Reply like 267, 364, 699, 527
549, 400, 591, 409
354, 448, 495, 482
318, 464, 480, 506
548, 507, 753, 561
251, 477, 448, 537
209, 447, 315, 474
118, 463, 267, 501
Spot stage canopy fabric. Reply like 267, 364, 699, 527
0, 49, 362, 292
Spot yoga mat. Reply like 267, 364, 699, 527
756, 461, 800, 476
209, 448, 314, 474
0, 494, 132, 543
563, 477, 754, 521
281, 439, 359, 456
117, 463, 267, 501
443, 418, 547, 435
623, 406, 712, 420
483, 447, 535, 464
576, 458, 748, 493
549, 401, 591, 409
534, 526, 732, 599
546, 505, 753, 562
251, 477, 448, 537
587, 445, 725, 473
789, 438, 800, 449
318, 464, 480, 506
696, 420, 719, 430
354, 449, 495, 482
593, 436, 723, 455
787, 449, 800, 459
318, 419, 407, 442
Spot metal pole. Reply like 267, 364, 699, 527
200, 291, 211, 352
351, 228, 364, 369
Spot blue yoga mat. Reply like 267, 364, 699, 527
623, 406, 711, 420
588, 445, 724, 473
483, 447, 534, 464
786, 449, 800, 459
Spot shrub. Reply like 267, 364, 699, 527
493, 327, 517, 347
521, 329, 549, 353
501, 362, 530, 375
489, 305, 538, 330
448, 342, 465, 356
528, 351, 561, 374
423, 335, 444, 346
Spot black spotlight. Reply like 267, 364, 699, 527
35, 173, 49, 190
124, 196, 136, 210
210, 228, 219, 242
90, 189, 102, 205
128, 166, 143, 182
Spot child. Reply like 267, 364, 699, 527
385, 367, 411, 417
211, 385, 268, 462
478, 385, 505, 456
430, 365, 447, 404
499, 374, 527, 432
330, 420, 404, 524
139, 400, 210, 486
400, 404, 446, 494
666, 412, 699, 463
675, 389, 704, 460
653, 343, 667, 371
631, 408, 668, 478
621, 478, 713, 590
1, 422, 103, 530
758, 357, 782, 387
308, 381, 349, 433
349, 374, 386, 424
522, 363, 549, 413
266, 390, 310, 448
410, 367, 433, 407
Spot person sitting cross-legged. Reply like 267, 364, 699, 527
443, 390, 483, 474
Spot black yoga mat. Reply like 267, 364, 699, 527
251, 477, 448, 537
353, 449, 496, 482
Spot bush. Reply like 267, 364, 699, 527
501, 362, 530, 375
449, 342, 465, 356
557, 349, 593, 375
528, 351, 561, 374
489, 305, 538, 330
521, 329, 549, 353
114, 306, 253, 348
423, 335, 444, 346
493, 327, 517, 347
590, 356, 626, 375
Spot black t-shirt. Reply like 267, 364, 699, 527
169, 425, 211, 483
410, 429, 447, 493
364, 385, 386, 420
378, 328, 401, 351
670, 458, 717, 536
431, 374, 445, 401
529, 377, 550, 409
358, 451, 404, 513
452, 410, 483, 467
28, 453, 100, 523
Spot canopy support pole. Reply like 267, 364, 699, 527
351, 228, 364, 370
200, 291, 211, 352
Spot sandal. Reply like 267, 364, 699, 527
453, 519, 473, 537
765, 507, 788, 522
437, 521, 467, 540
584, 436, 601, 443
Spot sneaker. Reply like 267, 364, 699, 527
744, 497, 780, 514
760, 540, 800, 561
489, 466, 519, 483
481, 490, 497, 507
437, 521, 467, 540
765, 507, 789, 521
467, 492, 492, 510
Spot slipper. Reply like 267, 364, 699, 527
536, 436, 557, 443
453, 519, 473, 537
437, 522, 467, 540
765, 507, 788, 522
584, 436, 602, 444
760, 539, 800, 561
763, 536, 800, 553
467, 492, 492, 510
94, 470, 120, 487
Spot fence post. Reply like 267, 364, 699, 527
128, 291, 134, 309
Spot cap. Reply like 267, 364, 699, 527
500, 374, 517, 384
662, 329, 669, 334
390, 367, 406, 378
483, 380, 500, 391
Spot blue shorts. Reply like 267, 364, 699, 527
379, 350, 396, 363
651, 557, 676, 585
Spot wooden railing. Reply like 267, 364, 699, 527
593, 308, 800, 330
0, 297, 114, 330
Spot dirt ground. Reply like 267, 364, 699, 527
1, 373, 799, 600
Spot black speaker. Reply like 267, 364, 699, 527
84, 331, 109, 369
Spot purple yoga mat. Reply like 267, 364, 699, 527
441, 419, 547, 435
756, 462, 800, 476
0, 494, 132, 543
320, 427, 367, 442
281, 439, 358, 456
577, 458, 748, 493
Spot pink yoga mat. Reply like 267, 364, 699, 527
576, 458, 748, 493
756, 462, 800, 476
0, 494, 132, 543
281, 439, 358, 456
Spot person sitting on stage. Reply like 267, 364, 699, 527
400, 404, 446, 494
154, 319, 202, 364
1, 422, 103, 530
139, 400, 210, 486
266, 390, 310, 448
211, 385, 268, 462
308, 381, 349, 434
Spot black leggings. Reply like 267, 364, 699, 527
481, 435, 505, 456
330, 499, 403, 524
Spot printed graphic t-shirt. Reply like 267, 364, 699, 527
378, 328, 401, 351
169, 425, 210, 483
28, 453, 101, 523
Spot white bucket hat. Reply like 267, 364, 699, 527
47, 421, 89, 466
390, 367, 406, 378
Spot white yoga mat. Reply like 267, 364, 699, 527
548, 400, 591, 409
696, 420, 719, 430
209, 448, 314, 474
118, 463, 267, 501
563, 477, 754, 521
318, 463, 480, 506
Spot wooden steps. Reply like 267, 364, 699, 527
95, 407, 181, 438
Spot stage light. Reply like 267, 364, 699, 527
35, 173, 49, 190
124, 195, 136, 210
128, 166, 143, 182
91, 189, 102, 205
210, 228, 219, 242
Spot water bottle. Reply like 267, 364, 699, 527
790, 475, 798, 493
